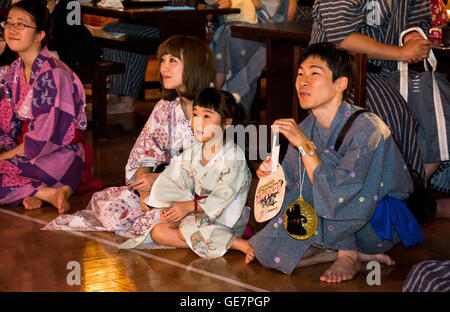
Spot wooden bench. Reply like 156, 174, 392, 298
74, 60, 125, 139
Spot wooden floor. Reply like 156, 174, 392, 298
1, 101, 449, 293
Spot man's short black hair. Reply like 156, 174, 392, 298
298, 42, 354, 100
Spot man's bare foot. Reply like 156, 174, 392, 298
297, 246, 337, 268
297, 247, 395, 268
359, 252, 395, 266
23, 197, 43, 210
230, 237, 255, 264
320, 250, 360, 283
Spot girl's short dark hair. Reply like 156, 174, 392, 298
298, 42, 354, 101
194, 87, 247, 127
157, 35, 216, 101
10, 0, 52, 47
195, 87, 253, 172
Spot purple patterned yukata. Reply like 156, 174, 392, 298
0, 47, 87, 205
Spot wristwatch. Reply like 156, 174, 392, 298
298, 140, 316, 157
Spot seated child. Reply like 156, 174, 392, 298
119, 88, 253, 259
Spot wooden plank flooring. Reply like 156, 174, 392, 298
1, 104, 449, 293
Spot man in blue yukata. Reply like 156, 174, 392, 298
240, 42, 423, 283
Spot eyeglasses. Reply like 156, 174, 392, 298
0, 21, 37, 31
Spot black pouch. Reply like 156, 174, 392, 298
405, 170, 437, 224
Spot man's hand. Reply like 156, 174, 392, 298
160, 201, 195, 223
273, 119, 308, 148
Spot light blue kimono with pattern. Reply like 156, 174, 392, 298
249, 102, 415, 275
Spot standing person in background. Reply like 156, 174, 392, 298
210, 0, 292, 111
309, 0, 448, 221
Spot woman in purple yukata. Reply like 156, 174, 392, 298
0, 0, 87, 213
44, 35, 217, 238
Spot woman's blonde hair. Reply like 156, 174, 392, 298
157, 35, 216, 101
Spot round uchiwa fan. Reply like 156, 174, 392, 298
283, 197, 318, 240
254, 164, 286, 222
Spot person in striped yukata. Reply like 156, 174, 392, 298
403, 260, 450, 292
309, 0, 450, 219
103, 22, 160, 114
310, 0, 432, 182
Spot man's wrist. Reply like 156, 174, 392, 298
298, 140, 317, 157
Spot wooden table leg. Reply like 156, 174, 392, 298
266, 39, 306, 125
265, 40, 308, 158
92, 70, 108, 139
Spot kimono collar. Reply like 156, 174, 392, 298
23, 47, 52, 87
301, 101, 355, 146
190, 138, 235, 170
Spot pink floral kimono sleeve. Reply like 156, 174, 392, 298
125, 98, 193, 184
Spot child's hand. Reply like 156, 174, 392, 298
256, 156, 272, 178
160, 201, 195, 223
130, 173, 159, 193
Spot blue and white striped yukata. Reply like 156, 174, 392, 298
403, 260, 450, 292
102, 22, 160, 99
310, 0, 432, 181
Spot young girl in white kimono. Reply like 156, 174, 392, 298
119, 88, 253, 259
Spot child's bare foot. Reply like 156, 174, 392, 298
320, 250, 361, 283
245, 249, 255, 264
359, 252, 395, 266
23, 196, 43, 210
230, 237, 255, 264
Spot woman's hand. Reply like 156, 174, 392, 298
130, 172, 159, 193
273, 119, 308, 148
400, 38, 432, 64
160, 201, 195, 223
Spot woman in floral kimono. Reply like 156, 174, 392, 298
118, 88, 252, 259
44, 35, 217, 238
0, 0, 87, 213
